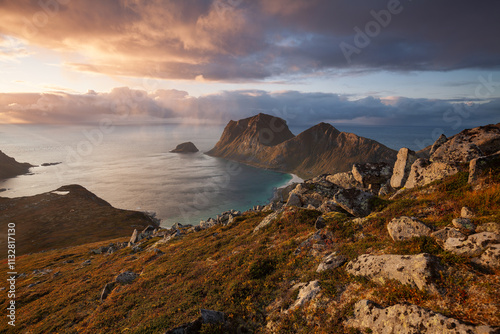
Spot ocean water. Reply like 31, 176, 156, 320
0, 124, 291, 227
0, 123, 459, 227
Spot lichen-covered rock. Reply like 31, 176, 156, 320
286, 192, 302, 207
390, 148, 417, 189
115, 271, 138, 285
345, 253, 442, 292
473, 244, 500, 269
444, 232, 500, 256
200, 309, 225, 324
345, 299, 499, 334
404, 159, 459, 189
452, 218, 476, 233
387, 216, 432, 241
429, 133, 448, 155
461, 206, 475, 219
468, 152, 500, 186
333, 188, 373, 217
431, 227, 466, 246
253, 210, 281, 233
476, 222, 500, 234
326, 172, 361, 189
288, 281, 321, 310
352, 162, 392, 189
316, 252, 347, 272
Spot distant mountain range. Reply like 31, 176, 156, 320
207, 113, 398, 179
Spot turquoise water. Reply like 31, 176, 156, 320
0, 124, 291, 226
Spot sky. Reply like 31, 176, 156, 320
0, 0, 499, 127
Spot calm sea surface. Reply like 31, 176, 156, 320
0, 123, 454, 226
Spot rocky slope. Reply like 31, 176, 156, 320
1, 123, 499, 333
0, 150, 33, 180
0, 185, 159, 256
206, 113, 397, 179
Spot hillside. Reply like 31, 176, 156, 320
0, 185, 159, 256
206, 113, 397, 179
1, 145, 499, 333
0, 150, 32, 180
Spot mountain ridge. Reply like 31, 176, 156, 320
207, 113, 397, 179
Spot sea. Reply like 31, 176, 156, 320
0, 123, 458, 227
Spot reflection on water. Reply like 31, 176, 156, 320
0, 124, 291, 227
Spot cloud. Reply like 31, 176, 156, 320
1, 88, 498, 129
0, 0, 498, 81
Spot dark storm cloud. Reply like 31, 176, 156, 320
0, 0, 498, 80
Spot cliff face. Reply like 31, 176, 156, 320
207, 114, 397, 179
0, 150, 33, 180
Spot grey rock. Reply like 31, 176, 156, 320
315, 216, 326, 230
474, 244, 500, 269
468, 152, 500, 186
452, 218, 476, 233
286, 192, 302, 207
476, 222, 500, 234
431, 227, 466, 246
128, 229, 140, 247
461, 206, 475, 219
444, 232, 500, 257
429, 133, 448, 155
100, 282, 116, 302
200, 309, 225, 324
378, 182, 391, 196
316, 252, 347, 272
346, 299, 500, 334
387, 216, 432, 241
326, 172, 361, 189
289, 281, 321, 311
115, 271, 138, 285
431, 136, 484, 163
333, 188, 373, 217
253, 210, 281, 233
352, 162, 392, 189
346, 253, 442, 292
82, 260, 91, 266
390, 148, 417, 189
404, 159, 459, 189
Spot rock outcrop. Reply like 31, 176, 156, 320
170, 142, 199, 153
346, 299, 499, 334
387, 216, 433, 241
346, 253, 443, 292
206, 113, 397, 179
0, 150, 33, 180
404, 159, 459, 189
390, 148, 417, 189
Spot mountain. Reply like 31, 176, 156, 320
0, 184, 159, 256
0, 150, 33, 180
206, 113, 397, 179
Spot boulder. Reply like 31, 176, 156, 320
345, 299, 499, 334
404, 159, 459, 189
431, 123, 500, 163
390, 148, 417, 189
326, 172, 361, 189
452, 218, 476, 233
100, 282, 116, 302
253, 210, 281, 233
444, 232, 500, 257
461, 206, 475, 219
476, 222, 500, 234
115, 271, 139, 285
333, 188, 373, 217
468, 152, 500, 186
429, 133, 448, 155
473, 244, 500, 269
170, 142, 199, 153
314, 216, 326, 230
286, 192, 302, 207
128, 229, 140, 247
387, 216, 432, 241
345, 253, 443, 292
352, 162, 392, 190
316, 252, 347, 272
431, 227, 466, 246
288, 280, 321, 311
200, 309, 225, 324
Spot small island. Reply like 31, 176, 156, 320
170, 141, 199, 153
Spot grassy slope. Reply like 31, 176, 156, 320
0, 169, 499, 333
